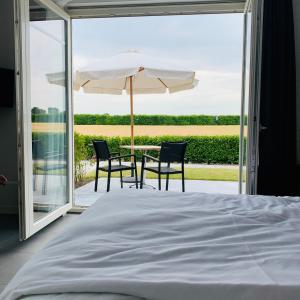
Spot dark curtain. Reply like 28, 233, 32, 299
257, 0, 298, 195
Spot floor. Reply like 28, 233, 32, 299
0, 213, 79, 294
75, 178, 239, 206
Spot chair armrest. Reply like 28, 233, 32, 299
142, 154, 159, 162
44, 153, 65, 160
109, 154, 135, 161
110, 151, 120, 157
44, 151, 60, 155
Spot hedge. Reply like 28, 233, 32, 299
80, 134, 240, 164
73, 114, 244, 126
33, 132, 241, 164
32, 113, 66, 123
32, 113, 246, 125
32, 132, 66, 159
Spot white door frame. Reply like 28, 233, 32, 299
245, 0, 264, 194
67, 2, 245, 18
239, 0, 264, 194
15, 0, 73, 239
238, 0, 251, 194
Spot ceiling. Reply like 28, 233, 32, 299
52, 0, 247, 18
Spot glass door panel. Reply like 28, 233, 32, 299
30, 0, 68, 222
16, 0, 72, 239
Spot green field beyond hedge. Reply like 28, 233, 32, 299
32, 114, 244, 126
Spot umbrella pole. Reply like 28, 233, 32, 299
130, 76, 134, 177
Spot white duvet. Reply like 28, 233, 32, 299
1, 190, 300, 300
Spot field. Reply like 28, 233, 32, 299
32, 123, 246, 136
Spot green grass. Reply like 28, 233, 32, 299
84, 167, 240, 182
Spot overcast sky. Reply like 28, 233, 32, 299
72, 13, 244, 115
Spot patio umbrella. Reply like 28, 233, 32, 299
73, 50, 199, 157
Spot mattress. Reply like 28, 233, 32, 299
1, 190, 300, 300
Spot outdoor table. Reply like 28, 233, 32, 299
120, 145, 161, 188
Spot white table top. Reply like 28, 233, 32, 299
120, 145, 161, 151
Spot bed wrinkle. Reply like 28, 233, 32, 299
229, 211, 279, 285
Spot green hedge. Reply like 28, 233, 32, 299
81, 135, 240, 164
32, 133, 241, 164
32, 112, 66, 123
32, 132, 66, 159
73, 114, 243, 126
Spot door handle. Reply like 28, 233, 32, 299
259, 125, 268, 131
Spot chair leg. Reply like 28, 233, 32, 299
182, 171, 185, 192
120, 171, 123, 188
158, 173, 161, 190
140, 161, 144, 189
42, 173, 47, 195
94, 169, 99, 192
166, 173, 169, 191
134, 166, 138, 189
33, 173, 37, 191
107, 171, 111, 192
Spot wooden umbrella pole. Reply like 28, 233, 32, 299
129, 76, 134, 174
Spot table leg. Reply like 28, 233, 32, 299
140, 150, 156, 190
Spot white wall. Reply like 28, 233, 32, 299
0, 0, 19, 214
293, 0, 300, 164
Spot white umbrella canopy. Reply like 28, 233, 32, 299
73, 51, 198, 164
73, 51, 198, 95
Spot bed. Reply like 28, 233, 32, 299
1, 190, 300, 300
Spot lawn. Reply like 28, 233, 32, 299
82, 167, 240, 183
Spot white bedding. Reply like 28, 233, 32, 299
1, 190, 300, 300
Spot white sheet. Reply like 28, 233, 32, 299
1, 191, 300, 300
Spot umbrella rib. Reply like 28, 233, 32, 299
82, 80, 90, 87
158, 78, 168, 88
123, 77, 128, 90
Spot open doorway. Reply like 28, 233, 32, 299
16, 0, 259, 238
70, 13, 246, 206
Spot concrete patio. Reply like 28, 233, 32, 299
75, 178, 239, 207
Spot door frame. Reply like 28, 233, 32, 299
239, 0, 264, 194
238, 0, 251, 194
245, 0, 264, 194
14, 0, 73, 239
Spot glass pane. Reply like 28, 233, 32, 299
240, 1, 252, 193
30, 0, 68, 222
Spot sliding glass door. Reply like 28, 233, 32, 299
15, 0, 73, 239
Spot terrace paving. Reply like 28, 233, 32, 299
75, 178, 239, 207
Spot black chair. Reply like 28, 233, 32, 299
33, 140, 66, 195
93, 140, 138, 192
140, 141, 187, 192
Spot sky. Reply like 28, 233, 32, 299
30, 18, 67, 112
72, 14, 244, 116
31, 13, 244, 116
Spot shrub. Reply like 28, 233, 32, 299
81, 135, 240, 164
32, 132, 88, 183
32, 132, 66, 159
31, 133, 241, 166
74, 132, 88, 183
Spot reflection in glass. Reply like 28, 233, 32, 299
30, 0, 68, 222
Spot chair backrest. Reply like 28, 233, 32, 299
92, 140, 110, 161
32, 139, 43, 160
159, 141, 187, 163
